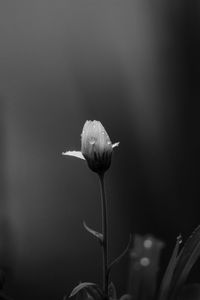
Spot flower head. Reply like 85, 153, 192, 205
81, 120, 113, 174
62, 120, 119, 174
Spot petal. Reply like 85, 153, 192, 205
81, 120, 112, 154
62, 150, 85, 160
112, 142, 120, 148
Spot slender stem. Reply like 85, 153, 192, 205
99, 173, 109, 295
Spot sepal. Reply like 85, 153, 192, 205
62, 151, 85, 160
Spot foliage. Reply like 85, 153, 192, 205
64, 121, 200, 300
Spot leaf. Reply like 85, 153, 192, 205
108, 282, 117, 300
176, 284, 200, 300
62, 151, 85, 160
108, 234, 133, 274
83, 221, 103, 245
158, 235, 182, 300
169, 225, 200, 299
64, 288, 88, 300
85, 285, 105, 300
119, 294, 132, 300
70, 283, 96, 298
69, 282, 104, 300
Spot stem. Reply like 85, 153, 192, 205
99, 173, 109, 296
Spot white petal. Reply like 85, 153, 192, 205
62, 151, 85, 160
112, 142, 120, 148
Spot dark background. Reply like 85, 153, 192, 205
0, 1, 200, 299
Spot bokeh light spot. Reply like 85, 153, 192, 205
144, 239, 153, 249
140, 257, 150, 267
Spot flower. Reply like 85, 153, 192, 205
62, 120, 119, 174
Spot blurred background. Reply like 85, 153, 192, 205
0, 0, 200, 299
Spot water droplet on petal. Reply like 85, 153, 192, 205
177, 234, 182, 244
89, 139, 95, 145
102, 131, 105, 135
107, 141, 111, 145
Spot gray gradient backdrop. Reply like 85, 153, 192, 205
0, 1, 200, 299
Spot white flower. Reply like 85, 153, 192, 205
62, 120, 119, 174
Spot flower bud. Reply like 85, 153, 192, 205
62, 120, 119, 174
81, 121, 113, 174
